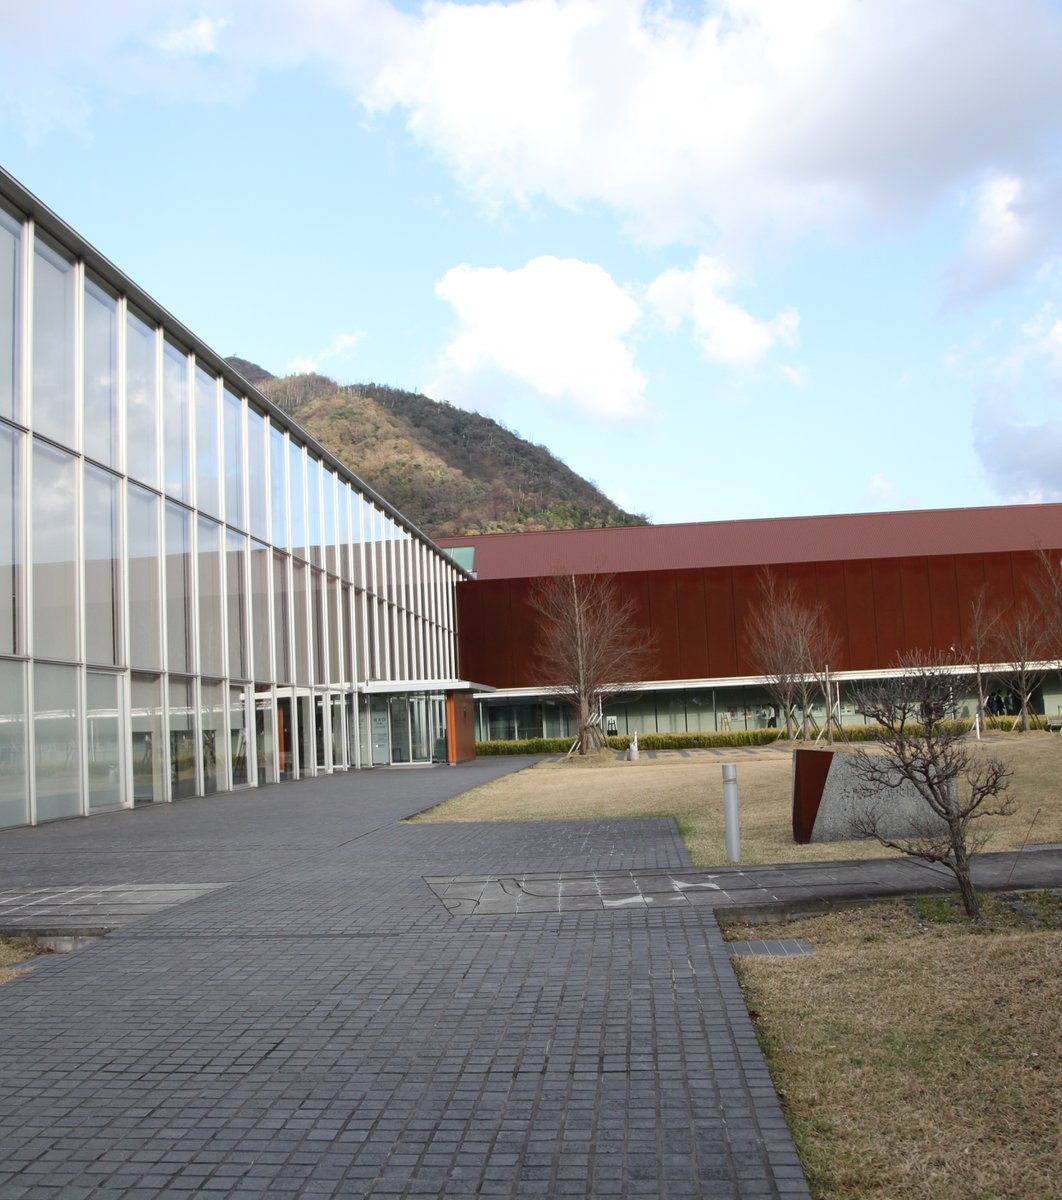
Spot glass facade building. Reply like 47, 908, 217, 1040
0, 168, 469, 830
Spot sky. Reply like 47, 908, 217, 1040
4, 0, 1062, 527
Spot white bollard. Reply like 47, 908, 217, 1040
722, 763, 740, 863
628, 731, 640, 761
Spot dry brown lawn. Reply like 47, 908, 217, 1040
0, 936, 40, 986
723, 896, 1062, 1200
412, 732, 1062, 865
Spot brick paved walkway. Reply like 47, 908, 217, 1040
0, 760, 809, 1199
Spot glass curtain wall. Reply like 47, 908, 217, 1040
0, 187, 467, 828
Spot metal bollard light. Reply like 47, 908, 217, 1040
722, 763, 740, 863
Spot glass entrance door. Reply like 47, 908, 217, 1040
370, 696, 390, 765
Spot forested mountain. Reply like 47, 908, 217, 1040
225, 359, 648, 538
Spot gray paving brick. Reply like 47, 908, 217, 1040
0, 758, 823, 1198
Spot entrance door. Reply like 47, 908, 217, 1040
254, 691, 276, 785
276, 693, 294, 781
388, 694, 410, 763
370, 696, 390, 765
408, 694, 431, 763
296, 693, 314, 777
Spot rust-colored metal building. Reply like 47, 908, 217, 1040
437, 504, 1062, 739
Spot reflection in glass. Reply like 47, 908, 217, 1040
226, 528, 248, 680
128, 484, 162, 668
31, 440, 77, 660
292, 560, 309, 684
270, 424, 287, 549
200, 679, 228, 795
169, 676, 196, 799
0, 206, 22, 422
197, 516, 224, 677
0, 659, 28, 828
255, 691, 275, 785
246, 406, 268, 542
273, 552, 291, 685
31, 237, 75, 445
131, 673, 165, 804
33, 662, 81, 821
163, 342, 190, 502
328, 576, 341, 684
250, 541, 271, 681
126, 311, 159, 487
336, 479, 351, 582
223, 389, 245, 530
230, 685, 250, 786
323, 468, 337, 575
276, 692, 294, 780
165, 502, 192, 673
0, 424, 20, 655
289, 442, 306, 560
195, 366, 220, 516
312, 568, 325, 684
87, 672, 122, 811
306, 456, 321, 567
84, 465, 121, 666
83, 277, 119, 468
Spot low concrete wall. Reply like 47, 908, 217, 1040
793, 748, 950, 843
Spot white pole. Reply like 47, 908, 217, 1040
722, 763, 740, 863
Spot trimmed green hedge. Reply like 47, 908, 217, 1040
475, 729, 787, 756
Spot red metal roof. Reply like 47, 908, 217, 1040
435, 503, 1062, 581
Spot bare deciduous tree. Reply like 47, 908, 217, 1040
529, 572, 656, 755
851, 653, 1014, 918
964, 585, 1003, 725
746, 568, 841, 739
995, 601, 1051, 732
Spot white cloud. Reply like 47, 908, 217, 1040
288, 331, 363, 376
780, 364, 809, 389
946, 175, 1059, 301
646, 256, 797, 367
974, 392, 1062, 502
9, 1, 1062, 262
361, 0, 1062, 252
153, 16, 230, 57
433, 256, 649, 420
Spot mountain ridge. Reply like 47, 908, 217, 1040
226, 358, 648, 539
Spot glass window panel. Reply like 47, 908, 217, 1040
292, 559, 308, 685
200, 679, 228, 796
226, 528, 248, 680
230, 685, 250, 786
328, 575, 341, 683
127, 483, 162, 668
197, 516, 224, 677
0, 659, 28, 828
336, 480, 351, 583
269, 424, 287, 550
289, 442, 306, 561
33, 661, 81, 821
322, 468, 337, 575
86, 671, 122, 811
223, 389, 246, 531
131, 672, 165, 804
126, 310, 159, 487
342, 584, 353, 685
162, 342, 190, 503
312, 568, 325, 684
0, 423, 21, 655
195, 366, 220, 517
165, 502, 192, 673
31, 237, 76, 446
84, 465, 121, 666
272, 552, 291, 685
306, 456, 322, 568
250, 540, 271, 681
169, 676, 196, 799
31, 439, 77, 660
246, 406, 268, 542
0, 205, 22, 423
83, 277, 119, 468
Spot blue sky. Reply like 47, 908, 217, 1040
4, 0, 1062, 526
